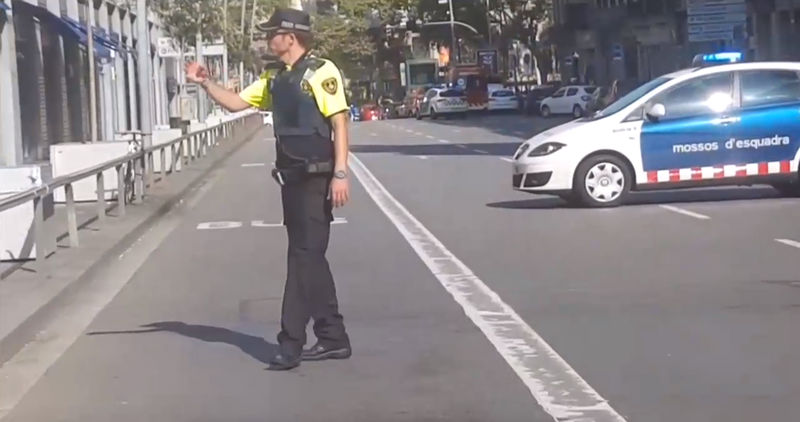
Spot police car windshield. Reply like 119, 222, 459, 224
590, 76, 672, 119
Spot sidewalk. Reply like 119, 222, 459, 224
0, 118, 266, 367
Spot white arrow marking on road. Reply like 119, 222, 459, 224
658, 205, 711, 220
241, 163, 266, 167
775, 238, 800, 249
349, 152, 627, 422
196, 221, 244, 230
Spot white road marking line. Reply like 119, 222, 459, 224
455, 144, 468, 149
418, 156, 429, 160
438, 139, 450, 143
474, 149, 489, 154
500, 157, 514, 163
349, 153, 626, 422
658, 205, 711, 220
196, 221, 244, 230
775, 238, 800, 249
425, 134, 435, 139
251, 218, 348, 228
241, 163, 266, 167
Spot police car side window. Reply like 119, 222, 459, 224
740, 70, 800, 108
566, 88, 579, 96
551, 88, 565, 98
651, 73, 733, 120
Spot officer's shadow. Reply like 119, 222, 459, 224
87, 321, 279, 365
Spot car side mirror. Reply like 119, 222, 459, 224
646, 103, 666, 121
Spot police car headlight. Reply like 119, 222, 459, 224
528, 142, 566, 157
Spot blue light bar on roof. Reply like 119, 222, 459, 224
703, 52, 743, 63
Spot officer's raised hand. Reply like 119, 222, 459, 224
185, 62, 208, 84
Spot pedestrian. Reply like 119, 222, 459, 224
184, 7, 352, 371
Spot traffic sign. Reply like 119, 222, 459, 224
157, 37, 180, 58
689, 31, 734, 42
687, 3, 746, 15
688, 13, 746, 24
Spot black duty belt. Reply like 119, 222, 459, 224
271, 161, 333, 186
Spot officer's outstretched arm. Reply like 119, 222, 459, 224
201, 80, 252, 112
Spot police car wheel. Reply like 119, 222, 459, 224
573, 155, 632, 208
541, 105, 551, 117
430, 108, 438, 119
572, 105, 583, 118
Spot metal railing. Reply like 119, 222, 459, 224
0, 112, 261, 265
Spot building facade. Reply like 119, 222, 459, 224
0, 0, 171, 167
551, 0, 800, 90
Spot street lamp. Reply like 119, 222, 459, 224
438, 0, 456, 64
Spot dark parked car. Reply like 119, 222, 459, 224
524, 85, 560, 115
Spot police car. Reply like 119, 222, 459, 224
512, 53, 800, 207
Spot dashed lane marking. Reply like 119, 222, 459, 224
474, 149, 489, 154
775, 238, 800, 249
438, 139, 450, 143
241, 163, 266, 167
658, 205, 711, 220
349, 152, 627, 422
197, 218, 348, 230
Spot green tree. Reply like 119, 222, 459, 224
154, 0, 225, 47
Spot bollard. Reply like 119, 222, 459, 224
116, 164, 126, 217
160, 148, 167, 178
34, 196, 46, 265
65, 183, 79, 247
96, 172, 107, 224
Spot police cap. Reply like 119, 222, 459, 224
257, 8, 311, 34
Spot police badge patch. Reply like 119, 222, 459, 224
322, 77, 338, 95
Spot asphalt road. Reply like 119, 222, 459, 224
4, 113, 799, 421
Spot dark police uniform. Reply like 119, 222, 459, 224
240, 10, 350, 364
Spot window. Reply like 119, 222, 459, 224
551, 88, 566, 98
584, 87, 598, 94
650, 73, 733, 120
566, 88, 579, 96
493, 90, 515, 97
440, 90, 464, 98
740, 70, 800, 108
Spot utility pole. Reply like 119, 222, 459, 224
486, 0, 492, 46
136, 0, 153, 149
223, 0, 229, 87
87, 1, 98, 142
240, 0, 246, 86
447, 0, 456, 64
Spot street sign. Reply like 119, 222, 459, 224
687, 0, 745, 42
689, 31, 734, 42
457, 77, 465, 87
157, 37, 180, 58
687, 0, 744, 6
688, 23, 737, 34
687, 3, 746, 15
688, 13, 746, 24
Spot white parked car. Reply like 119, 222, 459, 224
488, 89, 519, 111
540, 85, 598, 118
416, 88, 468, 119
512, 59, 800, 207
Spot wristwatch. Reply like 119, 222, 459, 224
334, 170, 347, 180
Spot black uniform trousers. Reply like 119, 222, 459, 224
277, 174, 349, 358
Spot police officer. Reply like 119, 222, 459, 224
185, 8, 352, 371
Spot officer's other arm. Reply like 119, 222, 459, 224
330, 112, 349, 173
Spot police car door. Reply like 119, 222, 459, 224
639, 72, 735, 180
726, 69, 800, 176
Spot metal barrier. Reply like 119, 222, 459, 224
0, 113, 261, 265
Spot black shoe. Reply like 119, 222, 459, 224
266, 354, 301, 371
301, 343, 352, 361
